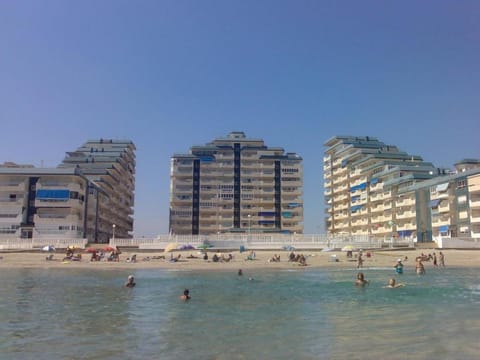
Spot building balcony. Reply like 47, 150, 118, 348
438, 203, 450, 213
432, 218, 450, 227
35, 198, 84, 209
396, 211, 416, 220
0, 182, 27, 191
370, 205, 385, 213
395, 197, 415, 207
0, 198, 24, 206
469, 199, 480, 208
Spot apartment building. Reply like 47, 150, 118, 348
0, 139, 136, 243
324, 136, 480, 241
408, 162, 480, 240
170, 132, 303, 235
324, 136, 438, 239
0, 164, 92, 239
59, 139, 136, 242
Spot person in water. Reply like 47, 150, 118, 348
384, 278, 405, 288
394, 259, 404, 274
125, 275, 136, 288
180, 289, 191, 301
416, 258, 426, 275
238, 269, 243, 276
355, 272, 369, 287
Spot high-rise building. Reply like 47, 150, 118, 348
59, 139, 136, 242
324, 136, 480, 241
323, 136, 438, 238
0, 163, 91, 239
0, 139, 136, 243
170, 132, 303, 235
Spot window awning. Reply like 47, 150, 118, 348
351, 204, 364, 212
350, 182, 367, 192
370, 178, 379, 185
36, 189, 70, 200
439, 225, 449, 233
429, 199, 441, 207
397, 230, 412, 237
436, 183, 449, 192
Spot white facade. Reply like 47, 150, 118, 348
0, 166, 89, 239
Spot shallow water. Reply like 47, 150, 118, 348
0, 267, 479, 360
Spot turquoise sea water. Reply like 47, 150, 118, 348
1, 267, 480, 360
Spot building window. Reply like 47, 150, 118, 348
456, 179, 467, 190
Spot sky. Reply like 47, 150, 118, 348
0, 1, 479, 236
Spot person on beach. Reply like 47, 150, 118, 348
125, 275, 136, 288
355, 272, 369, 287
394, 259, 404, 274
416, 258, 426, 275
439, 251, 445, 267
180, 289, 191, 301
384, 278, 405, 288
433, 252, 438, 267
357, 253, 363, 269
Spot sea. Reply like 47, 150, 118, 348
1, 266, 479, 360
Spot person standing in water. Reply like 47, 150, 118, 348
439, 251, 445, 267
125, 275, 136, 288
394, 259, 404, 274
416, 258, 426, 275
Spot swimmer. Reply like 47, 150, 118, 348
238, 269, 243, 276
125, 275, 136, 288
355, 272, 369, 287
384, 278, 405, 288
180, 288, 191, 301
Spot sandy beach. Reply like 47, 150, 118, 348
0, 248, 478, 271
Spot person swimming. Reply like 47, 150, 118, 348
384, 278, 405, 288
355, 272, 369, 287
180, 289, 191, 301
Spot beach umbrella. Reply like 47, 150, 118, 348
104, 246, 116, 252
164, 243, 178, 253
42, 245, 55, 252
85, 247, 98, 253
342, 245, 355, 252
179, 244, 195, 250
197, 243, 214, 250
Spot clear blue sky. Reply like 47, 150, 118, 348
1, 1, 478, 236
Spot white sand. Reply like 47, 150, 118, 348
0, 248, 477, 271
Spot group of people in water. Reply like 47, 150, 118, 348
355, 272, 405, 288
355, 251, 445, 289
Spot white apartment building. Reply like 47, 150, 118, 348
0, 165, 91, 239
0, 139, 136, 243
170, 132, 303, 235
324, 136, 480, 241
324, 136, 438, 239
59, 139, 136, 242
